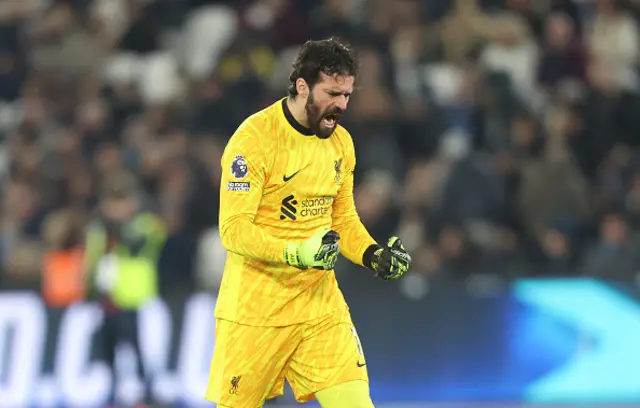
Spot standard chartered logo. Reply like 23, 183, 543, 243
280, 195, 333, 220
300, 197, 333, 217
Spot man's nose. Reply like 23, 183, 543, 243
335, 96, 348, 111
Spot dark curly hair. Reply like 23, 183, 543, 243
287, 37, 359, 97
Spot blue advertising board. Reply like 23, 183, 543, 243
344, 277, 640, 404
0, 277, 638, 406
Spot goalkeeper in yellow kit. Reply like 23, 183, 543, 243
205, 38, 411, 408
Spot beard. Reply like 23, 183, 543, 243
305, 92, 343, 139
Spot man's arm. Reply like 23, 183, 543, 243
132, 213, 167, 261
331, 143, 379, 268
218, 123, 288, 264
83, 221, 106, 275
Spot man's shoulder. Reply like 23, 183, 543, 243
233, 100, 282, 142
332, 125, 355, 155
133, 211, 164, 227
333, 124, 353, 139
245, 99, 282, 126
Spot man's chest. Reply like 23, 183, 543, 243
260, 140, 346, 220
264, 140, 345, 195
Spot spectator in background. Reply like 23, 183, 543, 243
1, 178, 46, 287
347, 45, 403, 180
480, 10, 540, 109
518, 106, 591, 272
586, 0, 639, 91
41, 209, 85, 307
354, 170, 401, 244
579, 211, 640, 282
0, 6, 27, 102
39, 208, 85, 382
29, 0, 109, 77
537, 12, 586, 90
84, 171, 166, 407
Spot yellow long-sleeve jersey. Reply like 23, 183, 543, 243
215, 98, 377, 326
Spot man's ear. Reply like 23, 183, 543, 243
296, 78, 309, 98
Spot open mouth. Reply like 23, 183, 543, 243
322, 113, 341, 128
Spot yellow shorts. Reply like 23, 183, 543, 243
205, 309, 368, 407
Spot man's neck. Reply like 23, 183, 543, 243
286, 96, 310, 128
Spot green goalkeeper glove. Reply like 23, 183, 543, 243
367, 236, 411, 280
285, 228, 340, 270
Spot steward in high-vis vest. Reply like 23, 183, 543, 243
84, 171, 166, 407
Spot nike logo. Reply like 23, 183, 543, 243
357, 361, 366, 367
283, 170, 301, 182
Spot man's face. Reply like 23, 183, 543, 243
305, 72, 354, 139
101, 196, 138, 222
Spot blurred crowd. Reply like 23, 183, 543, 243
2, 0, 640, 294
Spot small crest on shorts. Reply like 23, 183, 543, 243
231, 155, 248, 179
229, 375, 241, 395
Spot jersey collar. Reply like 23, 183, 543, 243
281, 98, 314, 136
